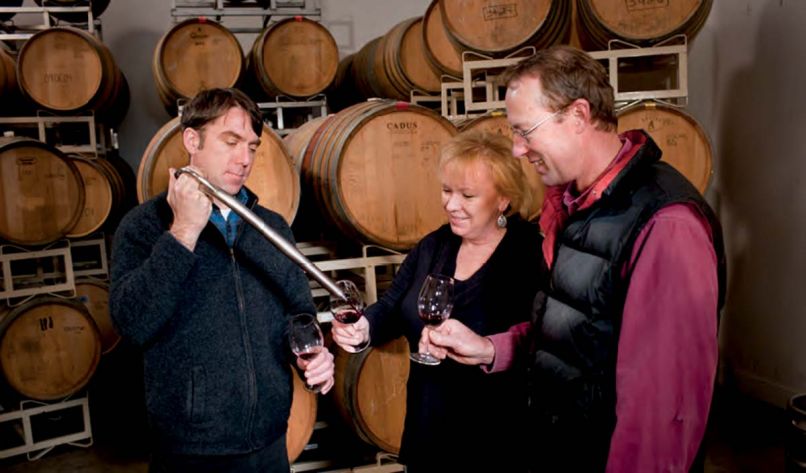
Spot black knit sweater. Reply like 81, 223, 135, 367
110, 190, 315, 456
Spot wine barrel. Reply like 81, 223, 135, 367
152, 18, 244, 114
350, 37, 387, 100
0, 296, 101, 401
287, 367, 317, 462
351, 17, 443, 102
0, 45, 17, 100
0, 136, 84, 245
325, 53, 361, 113
137, 118, 300, 224
298, 100, 456, 250
422, 0, 464, 79
16, 26, 127, 123
388, 17, 442, 95
248, 16, 338, 99
576, 0, 713, 49
439, 0, 570, 56
65, 155, 115, 238
74, 279, 120, 355
332, 336, 409, 453
455, 111, 544, 219
32, 0, 111, 23
617, 101, 713, 195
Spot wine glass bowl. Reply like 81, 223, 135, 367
410, 273, 454, 366
329, 280, 370, 352
288, 313, 326, 393
330, 280, 364, 323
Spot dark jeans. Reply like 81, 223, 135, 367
149, 434, 289, 473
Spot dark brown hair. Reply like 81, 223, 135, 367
503, 45, 617, 131
180, 87, 263, 138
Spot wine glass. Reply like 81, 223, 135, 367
288, 313, 326, 393
410, 273, 454, 366
329, 280, 370, 353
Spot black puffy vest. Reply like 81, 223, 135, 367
527, 132, 726, 472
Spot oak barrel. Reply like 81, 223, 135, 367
152, 18, 244, 113
617, 101, 713, 194
576, 0, 713, 49
74, 279, 120, 355
287, 367, 317, 462
0, 45, 17, 101
439, 0, 570, 55
332, 336, 409, 453
422, 0, 464, 79
65, 155, 115, 238
16, 27, 126, 122
248, 16, 338, 99
137, 118, 300, 224
0, 136, 85, 245
297, 100, 456, 250
0, 296, 101, 401
350, 17, 443, 102
456, 111, 545, 219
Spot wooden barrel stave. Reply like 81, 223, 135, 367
577, 0, 712, 49
74, 279, 120, 355
0, 136, 84, 245
393, 17, 442, 95
17, 27, 125, 123
422, 0, 464, 79
287, 367, 317, 462
152, 18, 244, 113
65, 155, 114, 238
249, 17, 339, 99
0, 297, 101, 401
332, 336, 409, 453
300, 100, 456, 250
439, 0, 567, 55
617, 101, 713, 194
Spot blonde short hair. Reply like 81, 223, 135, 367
439, 130, 534, 219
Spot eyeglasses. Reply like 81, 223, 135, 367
510, 109, 565, 140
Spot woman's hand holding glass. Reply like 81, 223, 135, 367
288, 313, 334, 394
330, 280, 371, 353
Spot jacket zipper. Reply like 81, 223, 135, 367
231, 213, 258, 449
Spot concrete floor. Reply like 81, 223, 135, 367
0, 381, 791, 473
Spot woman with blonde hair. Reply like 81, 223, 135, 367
332, 129, 548, 472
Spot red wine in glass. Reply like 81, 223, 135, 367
288, 313, 326, 393
296, 351, 319, 362
332, 308, 362, 324
330, 280, 370, 352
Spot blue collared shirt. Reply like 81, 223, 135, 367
209, 188, 248, 247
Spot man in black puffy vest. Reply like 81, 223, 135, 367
425, 45, 726, 472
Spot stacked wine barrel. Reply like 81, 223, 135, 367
0, 1, 134, 412
151, 16, 339, 114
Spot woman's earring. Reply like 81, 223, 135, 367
496, 213, 507, 228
